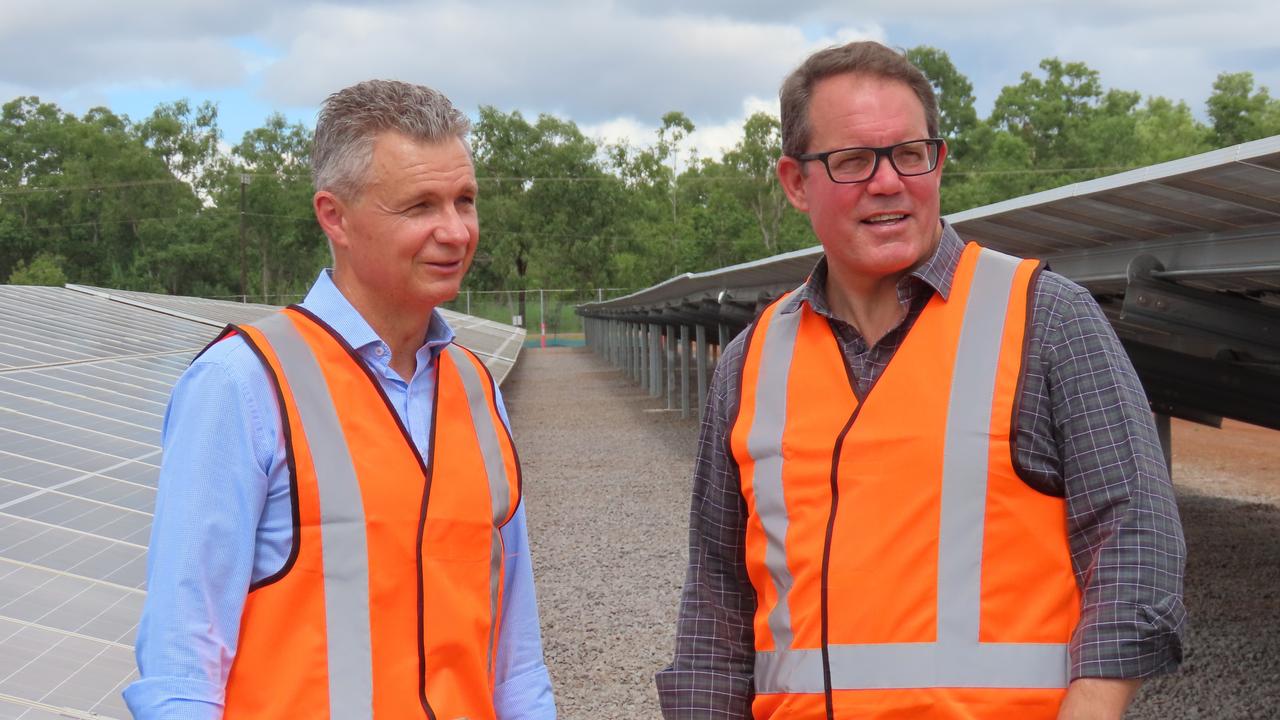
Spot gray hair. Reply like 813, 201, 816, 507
312, 79, 472, 199
780, 41, 939, 159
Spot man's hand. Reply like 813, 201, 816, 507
1058, 678, 1143, 720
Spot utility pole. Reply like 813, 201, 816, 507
239, 174, 250, 302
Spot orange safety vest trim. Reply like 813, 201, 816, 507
731, 243, 1081, 719
219, 306, 521, 720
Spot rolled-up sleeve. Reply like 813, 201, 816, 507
1027, 277, 1187, 679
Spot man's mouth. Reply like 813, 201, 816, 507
862, 213, 908, 225
425, 259, 464, 271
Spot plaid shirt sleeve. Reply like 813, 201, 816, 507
655, 334, 755, 719
1019, 271, 1187, 680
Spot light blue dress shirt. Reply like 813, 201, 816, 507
124, 270, 555, 719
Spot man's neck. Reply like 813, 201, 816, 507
332, 274, 433, 382
823, 267, 908, 347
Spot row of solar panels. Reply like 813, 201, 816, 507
579, 135, 1280, 430
0, 285, 524, 719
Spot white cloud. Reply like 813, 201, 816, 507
0, 2, 258, 92
1, 0, 1276, 148
255, 4, 882, 123
578, 95, 778, 161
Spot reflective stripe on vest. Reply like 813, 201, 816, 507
246, 314, 516, 718
252, 311, 375, 717
746, 248, 1069, 693
444, 343, 513, 679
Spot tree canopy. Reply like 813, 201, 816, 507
2, 49, 1277, 303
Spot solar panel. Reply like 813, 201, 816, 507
0, 283, 525, 719
68, 285, 527, 385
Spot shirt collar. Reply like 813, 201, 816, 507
783, 219, 966, 315
298, 269, 456, 354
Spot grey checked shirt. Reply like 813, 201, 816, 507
655, 223, 1187, 718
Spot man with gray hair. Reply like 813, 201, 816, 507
125, 80, 556, 719
657, 41, 1184, 718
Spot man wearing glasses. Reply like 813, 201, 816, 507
656, 41, 1185, 719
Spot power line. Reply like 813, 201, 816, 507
0, 178, 191, 197
243, 211, 316, 222
15, 212, 228, 232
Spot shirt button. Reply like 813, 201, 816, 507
374, 346, 386, 357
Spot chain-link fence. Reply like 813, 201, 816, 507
442, 288, 635, 347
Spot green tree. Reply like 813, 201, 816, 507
1134, 96, 1212, 164
7, 251, 67, 285
216, 113, 320, 302
471, 107, 625, 319
137, 99, 223, 199
1207, 71, 1280, 147
990, 58, 1104, 167
722, 112, 788, 253
906, 46, 979, 141
0, 98, 202, 286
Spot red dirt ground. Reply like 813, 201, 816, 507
1171, 418, 1280, 506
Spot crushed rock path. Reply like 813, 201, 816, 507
503, 347, 1280, 719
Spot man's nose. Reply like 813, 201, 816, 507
435, 205, 472, 244
865, 155, 905, 194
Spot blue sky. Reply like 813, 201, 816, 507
3, 1, 1278, 157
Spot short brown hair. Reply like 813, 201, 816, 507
779, 41, 939, 158
312, 79, 471, 199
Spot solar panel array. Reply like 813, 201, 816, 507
581, 134, 1280, 313
0, 285, 524, 719
577, 135, 1280, 430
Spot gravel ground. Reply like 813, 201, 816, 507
503, 348, 696, 718
503, 348, 1280, 719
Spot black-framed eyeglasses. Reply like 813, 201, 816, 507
792, 138, 944, 184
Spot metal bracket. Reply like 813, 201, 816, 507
1121, 254, 1280, 363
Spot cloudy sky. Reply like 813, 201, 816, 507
3, 1, 1278, 158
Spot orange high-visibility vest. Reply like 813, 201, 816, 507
219, 306, 521, 720
732, 243, 1080, 719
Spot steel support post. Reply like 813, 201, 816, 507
666, 326, 676, 410
626, 323, 635, 377
634, 324, 645, 381
636, 324, 644, 384
679, 324, 692, 419
696, 324, 709, 421
634, 322, 645, 386
631, 323, 639, 382
649, 323, 662, 397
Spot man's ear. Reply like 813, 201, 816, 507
777, 155, 811, 213
314, 190, 348, 250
